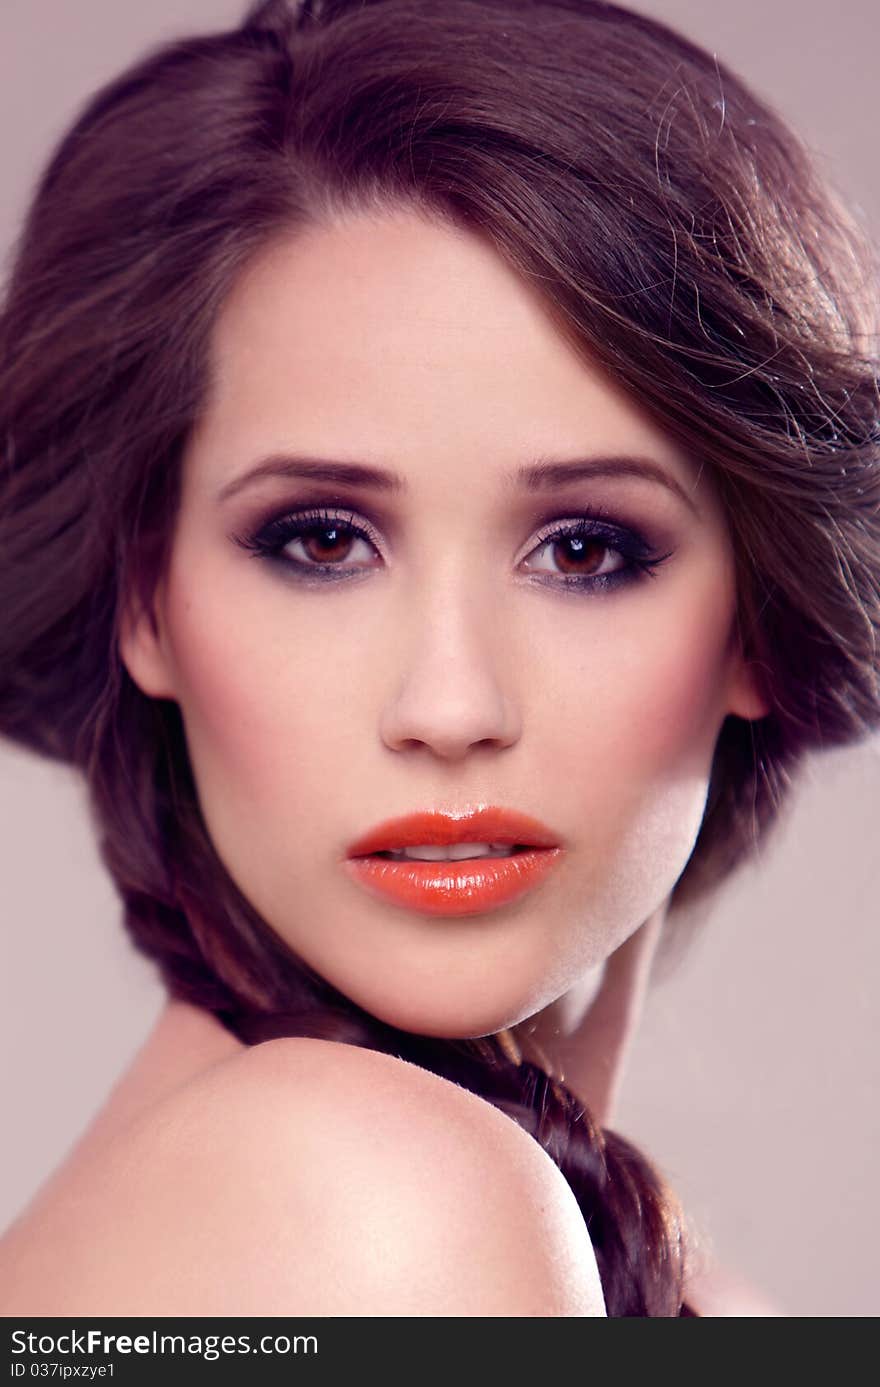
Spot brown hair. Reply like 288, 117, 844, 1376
1, 0, 878, 1315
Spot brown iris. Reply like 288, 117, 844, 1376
300, 523, 355, 564
550, 534, 608, 577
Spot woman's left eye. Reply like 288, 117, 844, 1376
231, 504, 674, 594
521, 515, 673, 591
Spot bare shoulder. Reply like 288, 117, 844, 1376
0, 1037, 605, 1317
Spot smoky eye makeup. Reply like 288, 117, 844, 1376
228, 493, 678, 597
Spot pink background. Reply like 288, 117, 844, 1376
1, 0, 878, 1316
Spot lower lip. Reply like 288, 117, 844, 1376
342, 847, 563, 916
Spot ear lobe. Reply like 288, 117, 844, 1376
726, 653, 772, 722
721, 608, 772, 722
118, 579, 178, 701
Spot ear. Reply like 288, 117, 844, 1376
118, 576, 178, 701
724, 644, 772, 722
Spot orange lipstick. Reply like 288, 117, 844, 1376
342, 805, 564, 917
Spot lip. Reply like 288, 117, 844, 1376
345, 804, 563, 857
342, 805, 565, 918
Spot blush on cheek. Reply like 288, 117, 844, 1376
629, 651, 727, 776
544, 608, 735, 934
163, 586, 281, 812
166, 591, 361, 845
617, 577, 737, 773
592, 628, 734, 923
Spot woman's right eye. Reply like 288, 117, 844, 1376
232, 506, 382, 581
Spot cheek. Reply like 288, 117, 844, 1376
536, 568, 736, 947
616, 609, 732, 772
544, 557, 735, 784
159, 552, 366, 831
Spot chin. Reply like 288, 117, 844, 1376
345, 982, 544, 1043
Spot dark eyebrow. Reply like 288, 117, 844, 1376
515, 456, 700, 514
216, 452, 700, 514
217, 455, 406, 502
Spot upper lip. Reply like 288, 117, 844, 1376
345, 805, 563, 857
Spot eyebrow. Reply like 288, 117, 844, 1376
216, 452, 700, 514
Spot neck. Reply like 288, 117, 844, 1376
511, 904, 666, 1126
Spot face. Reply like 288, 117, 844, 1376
121, 207, 768, 1038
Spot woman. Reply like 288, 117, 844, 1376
0, 0, 877, 1316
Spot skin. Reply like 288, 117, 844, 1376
121, 204, 770, 1050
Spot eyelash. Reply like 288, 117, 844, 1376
231, 502, 675, 595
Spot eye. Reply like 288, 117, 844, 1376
524, 530, 620, 578
232, 506, 382, 582
231, 502, 674, 593
520, 513, 673, 593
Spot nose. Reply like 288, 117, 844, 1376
378, 589, 522, 761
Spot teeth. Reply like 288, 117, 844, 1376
379, 841, 523, 862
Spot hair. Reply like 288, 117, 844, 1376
1, 0, 879, 1316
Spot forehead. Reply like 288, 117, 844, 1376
192, 209, 714, 511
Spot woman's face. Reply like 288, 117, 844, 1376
122, 207, 768, 1038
